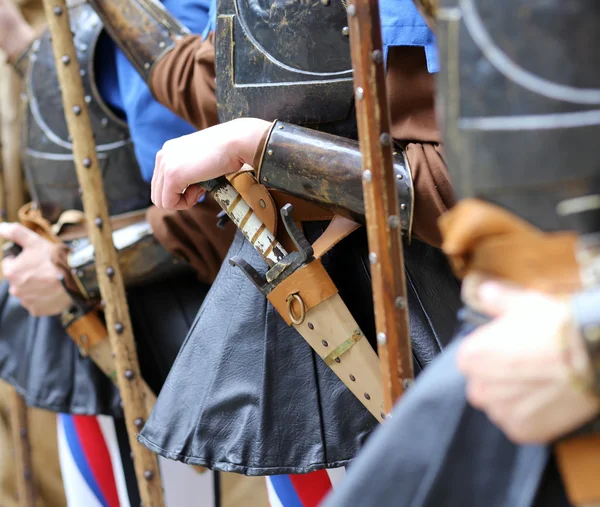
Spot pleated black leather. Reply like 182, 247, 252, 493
139, 226, 461, 475
0, 272, 209, 415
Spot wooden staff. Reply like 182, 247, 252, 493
39, 1, 164, 505
346, 0, 414, 412
0, 63, 36, 506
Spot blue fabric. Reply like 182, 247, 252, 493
202, 0, 217, 40
269, 475, 304, 507
95, 0, 211, 182
60, 414, 108, 507
379, 0, 439, 73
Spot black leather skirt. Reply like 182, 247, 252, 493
138, 226, 461, 475
0, 271, 208, 416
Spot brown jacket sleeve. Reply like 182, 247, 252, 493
387, 46, 455, 248
150, 33, 218, 131
146, 195, 235, 284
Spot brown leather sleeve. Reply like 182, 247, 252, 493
150, 33, 218, 131
146, 195, 235, 284
387, 46, 455, 248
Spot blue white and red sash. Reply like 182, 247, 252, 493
266, 469, 346, 507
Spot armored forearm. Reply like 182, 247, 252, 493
256, 121, 414, 237
68, 219, 190, 299
87, 0, 189, 83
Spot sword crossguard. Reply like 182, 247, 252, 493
230, 203, 315, 295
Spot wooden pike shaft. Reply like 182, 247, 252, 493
0, 68, 35, 507
39, 1, 165, 504
9, 388, 36, 506
347, 0, 414, 412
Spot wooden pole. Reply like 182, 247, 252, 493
38, 1, 165, 505
0, 60, 36, 507
347, 0, 414, 412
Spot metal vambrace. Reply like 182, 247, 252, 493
256, 121, 414, 237
87, 0, 189, 83
68, 219, 191, 299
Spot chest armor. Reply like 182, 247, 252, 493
436, 0, 600, 231
21, 2, 150, 223
215, 0, 357, 138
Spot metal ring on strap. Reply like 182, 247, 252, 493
287, 293, 306, 325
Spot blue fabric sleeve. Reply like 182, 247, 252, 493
379, 0, 439, 73
96, 0, 211, 182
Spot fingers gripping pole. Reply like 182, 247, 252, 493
39, 2, 165, 505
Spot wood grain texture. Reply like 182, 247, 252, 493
9, 389, 36, 507
347, 0, 414, 412
39, 1, 165, 504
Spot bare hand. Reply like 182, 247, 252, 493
0, 0, 35, 60
457, 278, 599, 444
0, 223, 71, 317
151, 118, 271, 209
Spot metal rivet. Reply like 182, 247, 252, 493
400, 203, 407, 211
101, 118, 108, 127
267, 149, 273, 156
53, 6, 63, 15
402, 379, 414, 390
321, 340, 328, 347
84, 95, 91, 104
362, 170, 372, 183
393, 151, 398, 155
350, 374, 356, 382
134, 417, 144, 429
380, 133, 391, 146
94, 217, 103, 228
321, 0, 330, 5
72, 105, 81, 116
115, 322, 124, 334
380, 412, 386, 419
80, 43, 88, 52
377, 332, 387, 345
144, 470, 154, 480
82, 157, 92, 168
395, 296, 406, 309
159, 41, 166, 49
144, 62, 150, 69
369, 252, 377, 265
259, 199, 266, 209
364, 393, 371, 400
347, 4, 356, 16
106, 266, 115, 279
308, 322, 314, 330
396, 173, 403, 180
372, 49, 383, 64
355, 87, 364, 100
278, 124, 284, 129
342, 26, 350, 36
76, 270, 84, 278
61, 55, 70, 65
80, 69, 86, 77
124, 369, 135, 380
388, 215, 401, 229
335, 357, 341, 363
263, 177, 269, 182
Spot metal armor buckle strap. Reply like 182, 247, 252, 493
21, 1, 150, 223
215, 0, 357, 138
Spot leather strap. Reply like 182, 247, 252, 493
17, 203, 61, 243
228, 167, 359, 259
63, 308, 107, 353
266, 259, 338, 326
555, 436, 600, 505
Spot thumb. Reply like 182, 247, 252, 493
0, 222, 39, 247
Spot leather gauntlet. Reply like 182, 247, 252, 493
256, 121, 414, 238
